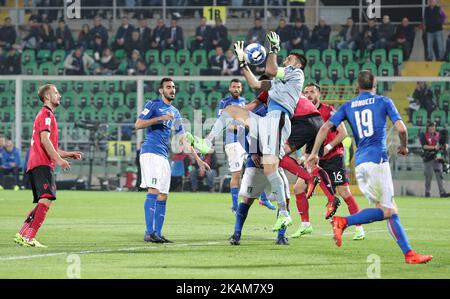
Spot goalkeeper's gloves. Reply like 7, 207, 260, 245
233, 41, 247, 68
266, 31, 280, 54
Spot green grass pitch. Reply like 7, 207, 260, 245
0, 190, 449, 278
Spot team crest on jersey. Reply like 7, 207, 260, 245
142, 108, 150, 116
45, 117, 51, 126
43, 183, 49, 190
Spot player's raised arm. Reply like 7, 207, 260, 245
234, 41, 271, 91
265, 31, 281, 77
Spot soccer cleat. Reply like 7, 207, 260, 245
331, 216, 347, 247
273, 215, 292, 231
325, 197, 341, 219
231, 207, 237, 214
13, 185, 20, 191
259, 198, 276, 210
405, 250, 433, 264
146, 232, 164, 243
13, 233, 24, 245
21, 238, 47, 248
228, 233, 241, 245
290, 225, 313, 238
185, 132, 211, 156
353, 229, 365, 241
144, 232, 153, 242
159, 236, 173, 243
305, 176, 320, 199
275, 236, 289, 245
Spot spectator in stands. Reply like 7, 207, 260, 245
77, 24, 92, 50
0, 17, 17, 49
39, 21, 56, 51
94, 47, 118, 75
22, 19, 41, 50
222, 49, 239, 76
413, 81, 435, 119
393, 17, 416, 61
275, 18, 292, 50
289, 0, 305, 22
420, 122, 450, 198
375, 15, 395, 49
0, 48, 6, 74
92, 33, 106, 63
151, 19, 167, 51
55, 19, 75, 52
3, 47, 21, 75
206, 46, 225, 75
113, 16, 135, 50
211, 18, 230, 51
246, 18, 266, 45
310, 16, 331, 51
137, 17, 151, 53
290, 18, 309, 52
64, 46, 95, 75
90, 15, 109, 48
0, 135, 5, 154
135, 60, 148, 75
126, 30, 146, 58
336, 17, 359, 50
121, 112, 134, 141
190, 152, 219, 192
0, 139, 21, 191
125, 49, 144, 76
164, 19, 184, 51
192, 17, 213, 52
424, 0, 446, 61
356, 18, 379, 55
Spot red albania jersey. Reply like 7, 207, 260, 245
27, 106, 59, 171
318, 103, 344, 160
256, 91, 269, 104
293, 94, 320, 118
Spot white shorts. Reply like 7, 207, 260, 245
248, 110, 291, 160
225, 142, 246, 172
239, 167, 290, 199
140, 153, 171, 194
355, 162, 395, 209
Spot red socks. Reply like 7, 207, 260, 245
344, 195, 361, 227
295, 192, 309, 222
279, 156, 313, 181
19, 206, 38, 236
311, 166, 335, 201
24, 203, 49, 240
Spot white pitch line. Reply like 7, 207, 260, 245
0, 229, 403, 262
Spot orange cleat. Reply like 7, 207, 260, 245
325, 197, 341, 219
305, 176, 320, 199
405, 251, 433, 264
331, 216, 347, 247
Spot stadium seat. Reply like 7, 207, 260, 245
407, 127, 420, 144
311, 62, 326, 83
0, 106, 14, 122
144, 92, 158, 101
306, 49, 320, 66
412, 109, 428, 126
0, 91, 13, 107
430, 110, 446, 126
81, 106, 97, 121
176, 49, 191, 64
117, 61, 128, 74
90, 81, 103, 93
186, 81, 200, 94
338, 49, 354, 66
344, 62, 359, 82
328, 62, 344, 83
303, 66, 311, 80
94, 91, 109, 109
439, 62, 450, 76
52, 49, 66, 64
21, 124, 33, 141
196, 62, 208, 75
388, 48, 404, 75
319, 79, 337, 101
148, 63, 164, 76
104, 81, 120, 94
78, 91, 92, 109
243, 91, 255, 101
65, 106, 82, 122
114, 49, 126, 61
378, 62, 394, 77
110, 92, 125, 109
180, 62, 195, 76
207, 91, 223, 108
322, 49, 336, 67
208, 49, 217, 60
180, 107, 194, 120
176, 91, 190, 108
438, 93, 449, 113
73, 81, 89, 93
161, 49, 176, 64
55, 63, 65, 75
59, 81, 71, 93
126, 93, 137, 109
62, 91, 77, 108
361, 62, 377, 75
371, 49, 387, 68
23, 62, 38, 75
191, 91, 206, 109
192, 49, 207, 65
21, 49, 35, 65
114, 106, 129, 122
165, 62, 180, 76
277, 49, 288, 65
335, 79, 351, 99
431, 81, 445, 100
38, 62, 56, 75
37, 49, 51, 62
145, 49, 160, 64
0, 80, 11, 93
98, 106, 114, 122
201, 80, 218, 91
23, 80, 38, 93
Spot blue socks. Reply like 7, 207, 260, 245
144, 193, 157, 234
231, 187, 239, 211
387, 214, 412, 254
154, 200, 167, 237
260, 192, 268, 202
234, 203, 250, 235
346, 208, 385, 226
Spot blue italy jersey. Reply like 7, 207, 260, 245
139, 98, 184, 159
246, 103, 268, 168
218, 96, 247, 145
329, 91, 402, 166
